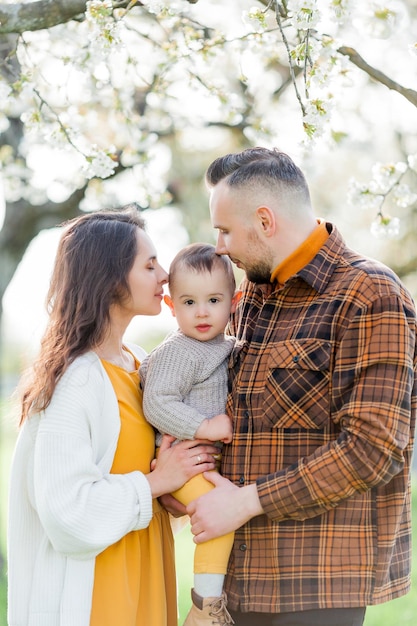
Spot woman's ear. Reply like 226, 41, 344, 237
163, 294, 176, 317
230, 290, 242, 313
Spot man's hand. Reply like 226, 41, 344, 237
186, 471, 263, 543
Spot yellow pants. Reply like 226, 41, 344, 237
172, 471, 234, 575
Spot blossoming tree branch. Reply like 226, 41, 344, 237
1, 0, 417, 325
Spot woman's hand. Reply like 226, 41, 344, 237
145, 435, 218, 499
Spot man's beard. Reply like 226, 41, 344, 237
244, 229, 272, 284
245, 261, 271, 284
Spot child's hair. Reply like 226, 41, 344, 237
168, 243, 236, 295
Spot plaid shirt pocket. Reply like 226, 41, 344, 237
262, 339, 332, 430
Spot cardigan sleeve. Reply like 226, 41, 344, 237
33, 357, 153, 560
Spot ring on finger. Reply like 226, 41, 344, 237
197, 455, 202, 464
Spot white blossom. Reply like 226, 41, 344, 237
391, 184, 417, 208
242, 7, 268, 33
408, 43, 417, 58
86, 0, 122, 57
86, 0, 113, 26
407, 154, 417, 172
347, 178, 384, 210
288, 0, 322, 31
20, 109, 42, 132
369, 161, 407, 194
2, 162, 31, 202
370, 215, 400, 239
0, 114, 10, 133
355, 2, 399, 39
303, 97, 334, 140
0, 80, 12, 105
329, 0, 355, 22
143, 0, 166, 14
143, 0, 188, 16
83, 146, 117, 179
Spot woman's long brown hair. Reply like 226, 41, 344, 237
19, 204, 145, 424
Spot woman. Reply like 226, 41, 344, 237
7, 205, 217, 626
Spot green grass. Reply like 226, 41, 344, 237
175, 526, 194, 621
0, 395, 18, 626
0, 566, 5, 626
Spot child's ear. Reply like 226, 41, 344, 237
163, 294, 176, 317
230, 290, 242, 313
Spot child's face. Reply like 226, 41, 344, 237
165, 266, 237, 342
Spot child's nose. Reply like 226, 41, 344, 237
196, 305, 208, 317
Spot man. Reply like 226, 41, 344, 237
187, 147, 416, 626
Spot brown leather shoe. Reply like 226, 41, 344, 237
182, 589, 235, 625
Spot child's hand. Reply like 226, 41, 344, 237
195, 413, 233, 443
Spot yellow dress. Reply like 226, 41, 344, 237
90, 359, 177, 626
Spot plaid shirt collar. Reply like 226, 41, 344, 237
277, 222, 346, 295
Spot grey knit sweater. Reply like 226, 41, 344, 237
139, 330, 235, 441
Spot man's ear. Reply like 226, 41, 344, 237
230, 290, 243, 313
256, 206, 275, 237
163, 294, 176, 317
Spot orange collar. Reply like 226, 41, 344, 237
270, 219, 329, 285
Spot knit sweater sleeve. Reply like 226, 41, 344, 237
140, 335, 210, 440
32, 356, 153, 560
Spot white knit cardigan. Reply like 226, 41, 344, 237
7, 346, 154, 626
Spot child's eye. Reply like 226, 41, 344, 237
184, 299, 194, 306
209, 298, 219, 304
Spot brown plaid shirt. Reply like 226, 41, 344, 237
223, 223, 416, 613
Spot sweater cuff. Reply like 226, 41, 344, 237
128, 471, 153, 529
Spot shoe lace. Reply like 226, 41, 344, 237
208, 594, 235, 625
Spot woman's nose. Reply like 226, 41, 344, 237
159, 266, 169, 284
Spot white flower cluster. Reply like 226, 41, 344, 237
241, 7, 269, 33
0, 80, 12, 104
287, 0, 322, 30
347, 179, 384, 211
143, 0, 190, 16
409, 42, 417, 57
355, 1, 400, 39
408, 154, 417, 173
3, 0, 416, 231
303, 97, 334, 140
143, 0, 167, 15
329, 0, 354, 23
369, 161, 407, 194
348, 158, 417, 238
370, 215, 400, 239
0, 80, 11, 132
86, 0, 122, 57
83, 145, 117, 179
